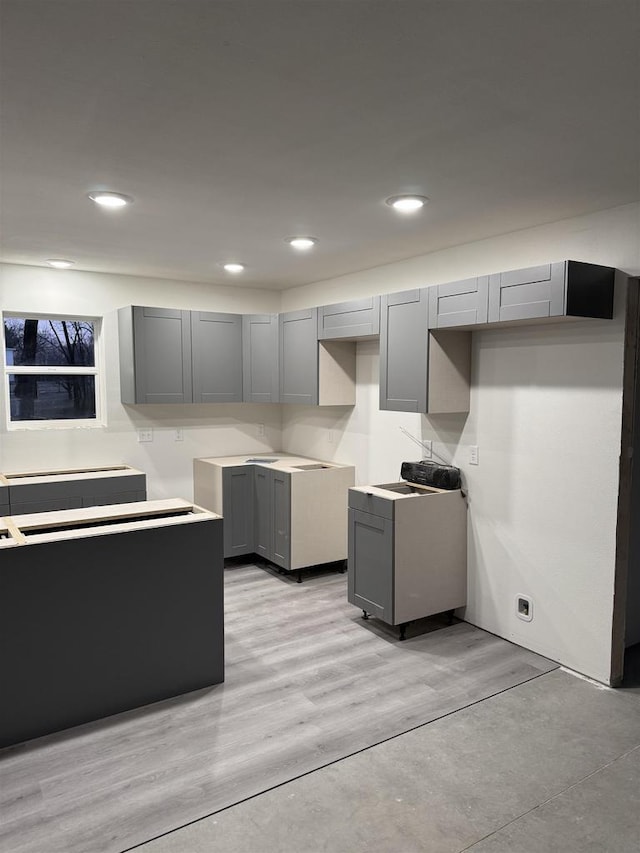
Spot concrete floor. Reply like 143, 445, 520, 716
136, 650, 640, 853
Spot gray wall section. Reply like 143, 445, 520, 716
0, 518, 224, 747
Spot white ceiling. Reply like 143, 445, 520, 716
1, 0, 639, 291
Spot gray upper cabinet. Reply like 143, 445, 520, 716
242, 314, 279, 403
379, 289, 429, 412
119, 306, 192, 404
191, 311, 243, 403
279, 308, 319, 405
317, 297, 380, 340
428, 276, 489, 329
487, 261, 615, 324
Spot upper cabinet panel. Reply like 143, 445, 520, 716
487, 261, 614, 324
428, 276, 489, 329
379, 289, 429, 413
317, 297, 380, 340
279, 308, 319, 405
242, 314, 279, 404
191, 311, 243, 404
119, 306, 193, 404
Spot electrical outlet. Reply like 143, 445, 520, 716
469, 445, 479, 465
257, 423, 265, 437
138, 429, 153, 443
422, 439, 432, 459
175, 428, 184, 441
516, 594, 533, 622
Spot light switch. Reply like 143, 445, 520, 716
469, 445, 479, 465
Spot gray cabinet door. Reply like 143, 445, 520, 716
271, 470, 291, 569
317, 297, 380, 340
253, 465, 272, 560
379, 289, 429, 412
279, 309, 318, 405
347, 508, 394, 622
192, 312, 243, 403
428, 276, 489, 328
488, 263, 565, 323
131, 307, 193, 404
242, 314, 279, 403
222, 466, 255, 558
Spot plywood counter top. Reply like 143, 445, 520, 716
194, 453, 352, 474
0, 464, 145, 487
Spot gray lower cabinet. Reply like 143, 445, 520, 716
487, 261, 615, 323
0, 501, 223, 747
348, 508, 394, 622
428, 276, 489, 328
222, 466, 255, 557
242, 314, 279, 403
254, 467, 291, 569
347, 485, 467, 632
192, 311, 243, 403
317, 297, 380, 340
279, 308, 319, 404
119, 306, 193, 404
5, 467, 147, 515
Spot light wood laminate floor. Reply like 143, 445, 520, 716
0, 562, 557, 853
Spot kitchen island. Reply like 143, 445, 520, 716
0, 499, 223, 747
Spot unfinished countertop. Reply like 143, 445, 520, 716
0, 464, 144, 487
194, 453, 353, 474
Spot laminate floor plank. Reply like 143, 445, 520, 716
0, 563, 557, 853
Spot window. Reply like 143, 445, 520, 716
3, 315, 102, 426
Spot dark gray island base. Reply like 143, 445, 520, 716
0, 500, 224, 748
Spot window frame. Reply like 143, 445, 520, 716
2, 311, 106, 430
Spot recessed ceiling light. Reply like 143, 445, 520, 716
385, 195, 429, 213
285, 236, 318, 251
223, 263, 245, 273
45, 259, 75, 268
88, 191, 133, 208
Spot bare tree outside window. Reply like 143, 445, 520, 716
4, 316, 99, 422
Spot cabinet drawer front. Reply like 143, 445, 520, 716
348, 489, 394, 520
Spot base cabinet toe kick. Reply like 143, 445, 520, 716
194, 453, 355, 579
0, 499, 224, 748
347, 483, 467, 638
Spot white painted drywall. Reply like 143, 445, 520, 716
279, 202, 640, 683
0, 265, 282, 500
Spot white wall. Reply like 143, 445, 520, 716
0, 265, 282, 500
280, 202, 640, 684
